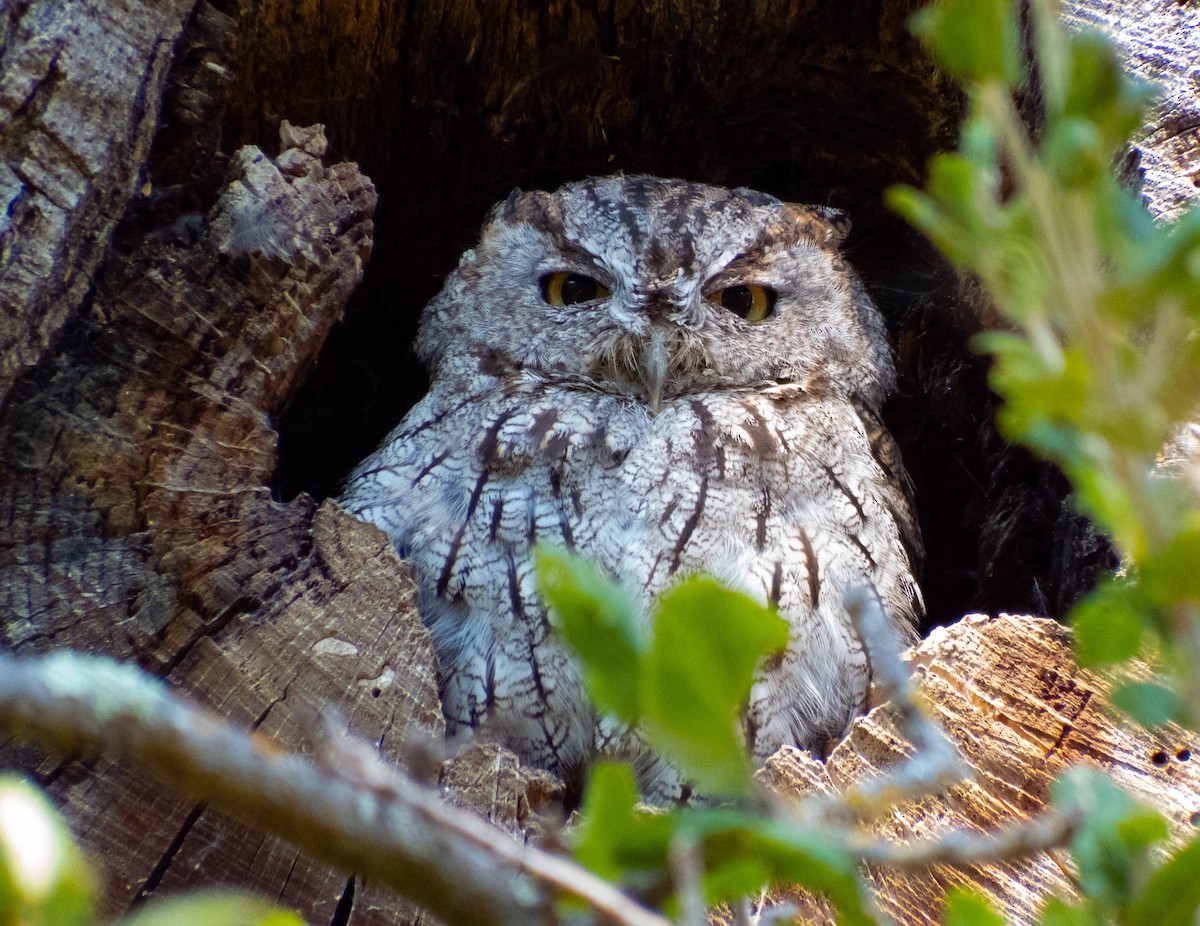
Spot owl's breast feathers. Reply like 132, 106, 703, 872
342, 344, 922, 795
349, 354, 921, 628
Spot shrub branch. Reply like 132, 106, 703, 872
0, 651, 669, 926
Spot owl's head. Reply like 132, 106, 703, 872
417, 175, 895, 410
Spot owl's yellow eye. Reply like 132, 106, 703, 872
707, 284, 775, 323
540, 272, 611, 306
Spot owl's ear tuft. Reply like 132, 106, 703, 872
785, 204, 851, 249
500, 187, 528, 222
491, 188, 561, 232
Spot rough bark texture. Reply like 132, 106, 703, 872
0, 0, 193, 405
0, 0, 1197, 924
1059, 1, 1200, 223
757, 615, 1200, 926
0, 107, 434, 921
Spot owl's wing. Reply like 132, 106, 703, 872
340, 363, 623, 785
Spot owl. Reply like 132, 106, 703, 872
341, 175, 923, 802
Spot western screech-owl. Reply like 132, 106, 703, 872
341, 175, 923, 801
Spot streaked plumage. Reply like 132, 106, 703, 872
342, 175, 923, 801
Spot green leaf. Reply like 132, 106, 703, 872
1111, 682, 1184, 729
897, 0, 1200, 761
641, 578, 788, 795
1124, 838, 1200, 926
909, 0, 1022, 85
1059, 32, 1156, 152
570, 763, 673, 893
572, 769, 871, 924
892, 152, 1009, 272
1140, 517, 1200, 607
536, 545, 646, 722
1052, 768, 1168, 910
1070, 580, 1144, 667
681, 811, 871, 926
0, 776, 96, 926
944, 888, 1006, 926
978, 336, 1093, 440
1040, 118, 1105, 187
113, 890, 307, 926
1038, 897, 1093, 926
1061, 454, 1144, 558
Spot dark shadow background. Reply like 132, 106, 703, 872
166, 0, 1115, 632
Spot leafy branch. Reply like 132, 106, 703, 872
890, 0, 1200, 728
538, 549, 1109, 923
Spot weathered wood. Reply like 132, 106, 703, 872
1060, 1, 1200, 223
0, 118, 434, 924
757, 614, 1200, 926
0, 0, 192, 406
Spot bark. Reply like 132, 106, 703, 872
0, 110, 430, 922
1059, 1, 1200, 223
758, 615, 1200, 926
0, 0, 1197, 925
0, 0, 192, 404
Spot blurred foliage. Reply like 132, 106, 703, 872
893, 0, 1200, 727
573, 764, 874, 924
0, 775, 305, 926
0, 776, 94, 926
538, 547, 872, 921
894, 0, 1200, 923
539, 547, 789, 797
540, 545, 1200, 925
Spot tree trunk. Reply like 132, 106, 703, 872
0, 1, 1197, 924
759, 615, 1200, 925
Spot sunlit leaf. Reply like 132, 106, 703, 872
1124, 838, 1200, 926
682, 811, 872, 926
113, 890, 307, 926
570, 763, 673, 893
909, 0, 1022, 84
1111, 682, 1185, 729
0, 776, 95, 926
1038, 897, 1092, 926
537, 545, 646, 722
1071, 579, 1144, 667
1060, 32, 1156, 151
1052, 768, 1168, 909
1140, 518, 1200, 607
944, 888, 1006, 926
641, 578, 788, 795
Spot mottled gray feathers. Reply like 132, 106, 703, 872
342, 174, 922, 801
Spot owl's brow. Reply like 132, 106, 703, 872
546, 237, 606, 271
701, 236, 786, 284
709, 213, 837, 282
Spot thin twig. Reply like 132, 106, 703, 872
846, 807, 1080, 868
669, 831, 706, 926
773, 588, 1078, 871
0, 651, 668, 926
821, 587, 967, 820
730, 895, 758, 926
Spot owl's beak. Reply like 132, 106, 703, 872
644, 327, 668, 415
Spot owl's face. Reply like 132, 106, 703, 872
417, 175, 894, 409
